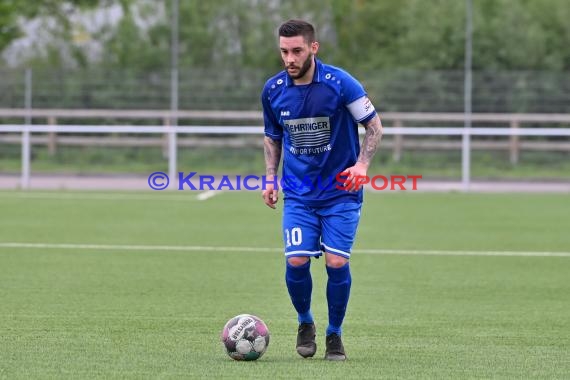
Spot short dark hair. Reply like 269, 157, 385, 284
278, 19, 316, 43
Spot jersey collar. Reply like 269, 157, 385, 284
285, 58, 323, 87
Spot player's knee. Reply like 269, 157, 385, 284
287, 256, 310, 267
325, 253, 348, 268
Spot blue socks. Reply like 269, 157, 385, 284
326, 263, 351, 336
285, 260, 314, 324
286, 260, 352, 335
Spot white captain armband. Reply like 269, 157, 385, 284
347, 96, 376, 123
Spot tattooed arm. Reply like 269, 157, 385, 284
357, 114, 383, 168
264, 136, 282, 177
262, 136, 282, 208
342, 114, 383, 192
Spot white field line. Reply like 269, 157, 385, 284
196, 190, 221, 201
0, 242, 569, 257
0, 243, 271, 253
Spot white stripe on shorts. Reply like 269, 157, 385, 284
321, 243, 351, 258
285, 250, 322, 256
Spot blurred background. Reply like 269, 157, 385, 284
0, 0, 569, 189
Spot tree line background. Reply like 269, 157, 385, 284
1, 0, 569, 112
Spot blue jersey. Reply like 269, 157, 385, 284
262, 59, 377, 206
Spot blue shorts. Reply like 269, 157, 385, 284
282, 198, 362, 259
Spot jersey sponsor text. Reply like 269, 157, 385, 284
284, 117, 331, 151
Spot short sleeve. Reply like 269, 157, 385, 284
261, 87, 283, 140
341, 73, 377, 124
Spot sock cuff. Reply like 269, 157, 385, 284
286, 260, 311, 281
326, 262, 350, 281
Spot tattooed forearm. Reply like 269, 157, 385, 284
264, 136, 282, 176
357, 114, 383, 166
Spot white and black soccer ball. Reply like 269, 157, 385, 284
221, 314, 270, 361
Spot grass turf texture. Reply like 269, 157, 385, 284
0, 191, 569, 379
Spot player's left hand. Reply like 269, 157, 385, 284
341, 161, 369, 192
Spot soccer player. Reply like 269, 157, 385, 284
261, 19, 383, 361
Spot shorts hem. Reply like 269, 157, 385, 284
321, 243, 351, 259
284, 250, 323, 258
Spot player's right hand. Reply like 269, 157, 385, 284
262, 180, 279, 209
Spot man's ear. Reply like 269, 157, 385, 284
311, 41, 320, 55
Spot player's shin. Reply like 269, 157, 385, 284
325, 262, 351, 336
285, 260, 314, 324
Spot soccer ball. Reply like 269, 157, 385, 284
221, 314, 270, 361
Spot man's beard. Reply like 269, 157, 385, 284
287, 54, 313, 80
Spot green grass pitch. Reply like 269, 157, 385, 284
0, 190, 569, 379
